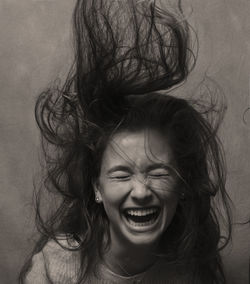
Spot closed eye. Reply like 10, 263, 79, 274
109, 176, 131, 182
108, 171, 131, 181
148, 169, 170, 179
149, 174, 169, 179
150, 173, 169, 176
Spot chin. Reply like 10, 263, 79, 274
126, 232, 164, 248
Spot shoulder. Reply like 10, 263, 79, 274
25, 235, 81, 284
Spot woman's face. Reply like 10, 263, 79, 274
95, 129, 179, 249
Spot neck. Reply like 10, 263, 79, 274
102, 237, 159, 277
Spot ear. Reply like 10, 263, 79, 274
93, 180, 103, 203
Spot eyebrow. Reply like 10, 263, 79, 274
106, 163, 173, 175
146, 163, 173, 172
107, 166, 133, 175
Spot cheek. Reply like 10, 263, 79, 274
162, 193, 179, 221
99, 181, 130, 208
168, 194, 179, 209
157, 185, 179, 202
167, 199, 178, 218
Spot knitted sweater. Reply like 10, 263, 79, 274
25, 236, 203, 284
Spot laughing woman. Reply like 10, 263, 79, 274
20, 0, 231, 283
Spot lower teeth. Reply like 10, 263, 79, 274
127, 218, 156, 226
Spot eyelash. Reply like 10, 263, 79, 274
110, 175, 131, 180
148, 174, 169, 179
110, 173, 169, 180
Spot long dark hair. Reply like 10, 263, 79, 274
20, 0, 231, 283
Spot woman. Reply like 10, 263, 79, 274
20, 0, 231, 283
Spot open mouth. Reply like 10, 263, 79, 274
123, 207, 160, 227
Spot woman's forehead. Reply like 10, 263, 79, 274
101, 129, 175, 170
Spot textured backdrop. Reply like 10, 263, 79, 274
0, 0, 249, 283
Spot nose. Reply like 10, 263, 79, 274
130, 176, 152, 202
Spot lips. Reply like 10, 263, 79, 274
123, 207, 160, 226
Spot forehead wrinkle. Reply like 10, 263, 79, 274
106, 137, 137, 169
112, 131, 162, 172
108, 130, 173, 173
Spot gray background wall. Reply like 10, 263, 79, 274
0, 0, 249, 283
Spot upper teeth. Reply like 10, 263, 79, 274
126, 208, 158, 216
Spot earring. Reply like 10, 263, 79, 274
95, 191, 101, 203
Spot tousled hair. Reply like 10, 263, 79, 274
20, 1, 231, 283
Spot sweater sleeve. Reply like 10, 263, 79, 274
25, 251, 50, 284
24, 237, 81, 284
